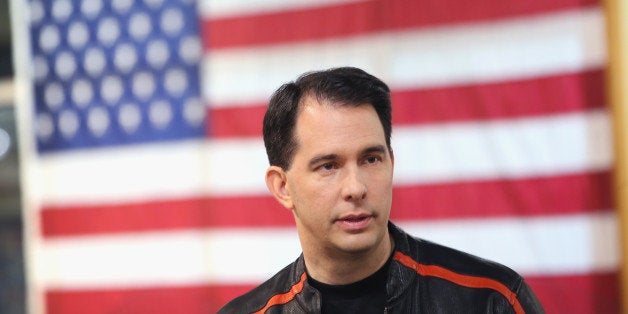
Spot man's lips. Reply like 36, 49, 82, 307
335, 213, 374, 230
336, 213, 372, 222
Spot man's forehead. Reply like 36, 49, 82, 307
297, 95, 376, 120
298, 93, 327, 110
295, 106, 385, 146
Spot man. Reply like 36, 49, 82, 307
219, 67, 544, 313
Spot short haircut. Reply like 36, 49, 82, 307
262, 67, 392, 170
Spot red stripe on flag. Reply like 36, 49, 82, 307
41, 195, 293, 237
204, 0, 599, 49
41, 171, 611, 237
392, 171, 612, 220
525, 271, 620, 314
44, 271, 618, 314
208, 70, 605, 137
46, 284, 253, 314
391, 69, 605, 125
208, 105, 266, 137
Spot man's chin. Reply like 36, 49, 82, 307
334, 234, 381, 255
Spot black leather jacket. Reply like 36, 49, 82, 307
218, 222, 545, 313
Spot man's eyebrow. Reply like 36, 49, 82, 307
307, 146, 388, 167
308, 154, 338, 168
362, 145, 387, 155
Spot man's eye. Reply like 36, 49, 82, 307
365, 156, 381, 164
321, 163, 335, 170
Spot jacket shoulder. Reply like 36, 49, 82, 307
389, 222, 545, 313
217, 259, 304, 314
391, 223, 521, 286
417, 237, 522, 285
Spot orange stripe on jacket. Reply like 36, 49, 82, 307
393, 251, 525, 314
253, 272, 307, 314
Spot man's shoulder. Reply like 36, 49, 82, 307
390, 223, 523, 288
390, 222, 545, 313
217, 257, 305, 314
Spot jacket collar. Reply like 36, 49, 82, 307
292, 254, 322, 312
386, 221, 418, 304
291, 221, 415, 310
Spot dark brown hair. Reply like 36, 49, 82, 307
262, 67, 392, 170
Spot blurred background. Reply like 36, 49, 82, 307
0, 0, 24, 313
1, 0, 623, 313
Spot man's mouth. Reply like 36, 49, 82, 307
336, 214, 373, 230
338, 213, 371, 221
342, 216, 368, 222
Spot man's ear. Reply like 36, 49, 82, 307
265, 166, 294, 210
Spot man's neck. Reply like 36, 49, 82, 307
302, 233, 394, 285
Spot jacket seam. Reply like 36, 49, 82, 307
393, 251, 525, 314
252, 272, 307, 314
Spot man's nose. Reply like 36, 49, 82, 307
342, 167, 367, 201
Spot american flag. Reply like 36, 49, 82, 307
13, 0, 619, 313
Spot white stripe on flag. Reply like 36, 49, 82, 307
200, 0, 366, 18
35, 110, 611, 204
204, 8, 605, 107
35, 212, 617, 288
393, 109, 611, 184
401, 212, 618, 275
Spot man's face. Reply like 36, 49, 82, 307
283, 96, 394, 256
